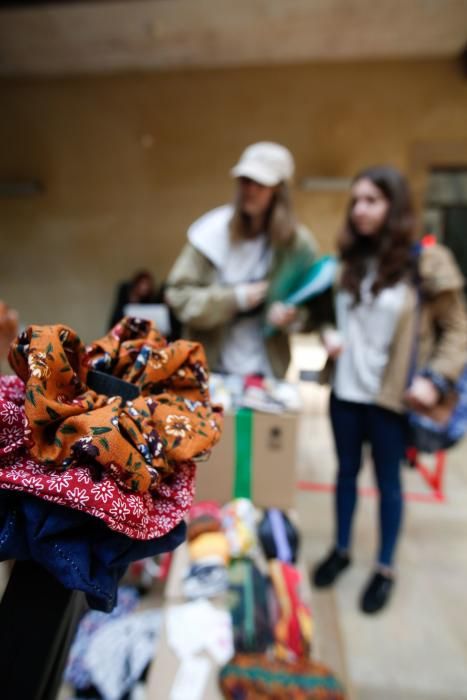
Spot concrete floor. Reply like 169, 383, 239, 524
296, 381, 467, 700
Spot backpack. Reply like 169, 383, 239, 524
407, 365, 467, 452
407, 237, 467, 453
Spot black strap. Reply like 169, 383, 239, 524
407, 243, 423, 387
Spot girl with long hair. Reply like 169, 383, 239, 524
312, 165, 466, 613
165, 142, 318, 378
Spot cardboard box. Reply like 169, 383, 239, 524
195, 410, 298, 510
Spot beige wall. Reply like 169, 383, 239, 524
1, 59, 467, 341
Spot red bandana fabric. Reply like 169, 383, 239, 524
0, 376, 196, 540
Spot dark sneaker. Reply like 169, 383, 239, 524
312, 548, 351, 588
360, 571, 394, 614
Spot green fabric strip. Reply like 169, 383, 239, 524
243, 561, 255, 647
234, 408, 253, 499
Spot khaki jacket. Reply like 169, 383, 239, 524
166, 221, 318, 378
331, 244, 467, 413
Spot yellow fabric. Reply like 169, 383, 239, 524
188, 532, 230, 564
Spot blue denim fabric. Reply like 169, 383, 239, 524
0, 492, 186, 611
330, 393, 407, 568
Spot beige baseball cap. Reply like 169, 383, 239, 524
230, 142, 295, 186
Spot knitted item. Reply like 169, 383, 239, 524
219, 653, 346, 699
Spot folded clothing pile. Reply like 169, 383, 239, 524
220, 501, 346, 699
209, 372, 302, 414
165, 497, 346, 699
183, 501, 230, 599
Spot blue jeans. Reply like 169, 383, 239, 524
330, 393, 407, 568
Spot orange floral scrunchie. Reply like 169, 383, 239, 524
9, 318, 222, 494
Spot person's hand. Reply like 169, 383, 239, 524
267, 302, 298, 328
321, 328, 343, 359
405, 375, 440, 409
236, 281, 269, 311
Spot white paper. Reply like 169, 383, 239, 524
123, 303, 171, 335
204, 609, 235, 665
169, 656, 211, 700
166, 600, 213, 658
166, 600, 233, 664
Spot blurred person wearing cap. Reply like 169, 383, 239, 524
165, 142, 319, 378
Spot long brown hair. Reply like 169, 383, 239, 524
229, 182, 297, 246
338, 165, 416, 301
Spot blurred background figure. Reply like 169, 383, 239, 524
0, 301, 18, 372
165, 142, 318, 377
311, 166, 467, 614
108, 270, 161, 330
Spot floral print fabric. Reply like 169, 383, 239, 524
8, 318, 222, 494
0, 376, 195, 540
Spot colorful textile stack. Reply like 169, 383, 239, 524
183, 500, 230, 599
269, 560, 312, 661
0, 318, 223, 609
222, 498, 258, 558
227, 558, 273, 654
216, 500, 346, 699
